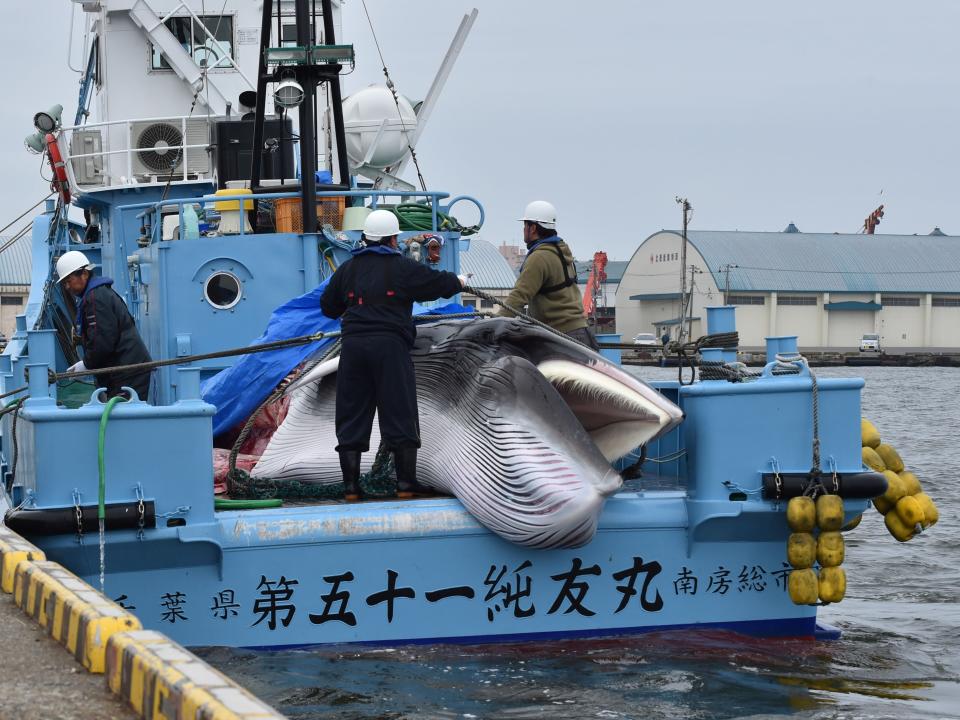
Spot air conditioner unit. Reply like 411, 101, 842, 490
70, 129, 105, 186
130, 118, 217, 179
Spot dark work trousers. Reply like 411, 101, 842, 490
566, 326, 600, 351
335, 333, 421, 452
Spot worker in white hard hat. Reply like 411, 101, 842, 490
56, 250, 152, 400
498, 201, 599, 350
320, 209, 467, 501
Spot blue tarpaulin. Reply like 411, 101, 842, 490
201, 281, 469, 437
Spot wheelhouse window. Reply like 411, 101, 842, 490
151, 15, 235, 70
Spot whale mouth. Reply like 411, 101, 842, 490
536, 359, 680, 461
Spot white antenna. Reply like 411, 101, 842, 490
388, 8, 478, 180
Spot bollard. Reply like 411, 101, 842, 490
705, 306, 738, 363
25, 363, 55, 407
765, 335, 799, 364
176, 367, 202, 402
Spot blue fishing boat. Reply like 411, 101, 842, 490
1, 0, 890, 649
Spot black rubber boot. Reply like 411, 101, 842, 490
394, 448, 430, 498
339, 450, 363, 501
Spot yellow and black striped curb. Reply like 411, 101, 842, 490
13, 559, 142, 672
106, 630, 285, 719
0, 524, 46, 593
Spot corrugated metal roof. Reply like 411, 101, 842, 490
653, 230, 960, 293
574, 260, 629, 283
0, 234, 32, 286
459, 238, 518, 289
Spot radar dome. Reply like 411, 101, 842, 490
342, 85, 418, 170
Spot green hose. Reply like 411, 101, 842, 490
98, 395, 126, 522
387, 203, 480, 236
215, 498, 283, 510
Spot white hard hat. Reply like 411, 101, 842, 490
518, 200, 557, 229
56, 250, 93, 281
363, 209, 401, 240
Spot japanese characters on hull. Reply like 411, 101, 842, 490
114, 554, 795, 641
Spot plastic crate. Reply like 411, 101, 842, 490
273, 196, 346, 232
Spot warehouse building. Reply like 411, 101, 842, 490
0, 234, 31, 344
615, 228, 960, 351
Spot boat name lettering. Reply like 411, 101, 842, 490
139, 556, 674, 630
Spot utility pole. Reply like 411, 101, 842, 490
721, 263, 739, 305
675, 197, 692, 342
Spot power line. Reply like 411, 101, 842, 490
0, 194, 54, 236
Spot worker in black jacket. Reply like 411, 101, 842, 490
57, 250, 152, 400
320, 210, 465, 501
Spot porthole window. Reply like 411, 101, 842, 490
204, 271, 242, 309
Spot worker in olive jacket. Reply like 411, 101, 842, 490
497, 201, 599, 350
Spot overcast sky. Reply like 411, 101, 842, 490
2, 1, 958, 260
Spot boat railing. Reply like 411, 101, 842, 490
119, 190, 482, 245
58, 115, 222, 192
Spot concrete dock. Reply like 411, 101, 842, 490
0, 525, 286, 720
0, 591, 135, 720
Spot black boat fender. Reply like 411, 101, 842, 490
4, 500, 156, 537
761, 471, 886, 501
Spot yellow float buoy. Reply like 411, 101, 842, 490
861, 418, 881, 448
884, 509, 916, 542
786, 496, 816, 533
881, 470, 906, 505
788, 568, 819, 605
895, 495, 924, 527
862, 446, 886, 473
897, 470, 922, 497
816, 531, 845, 567
787, 532, 817, 569
816, 494, 844, 531
913, 492, 939, 528
875, 443, 905, 473
872, 496, 893, 514
818, 566, 846, 603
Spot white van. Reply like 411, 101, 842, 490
859, 333, 881, 352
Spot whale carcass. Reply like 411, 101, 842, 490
252, 317, 684, 548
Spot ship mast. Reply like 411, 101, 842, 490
250, 0, 352, 233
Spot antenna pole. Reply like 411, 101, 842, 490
295, 0, 318, 234
676, 197, 691, 342
250, 0, 274, 190
320, 0, 351, 186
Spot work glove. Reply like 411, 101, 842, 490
67, 360, 87, 374
457, 274, 469, 288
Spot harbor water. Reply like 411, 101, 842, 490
198, 366, 960, 719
